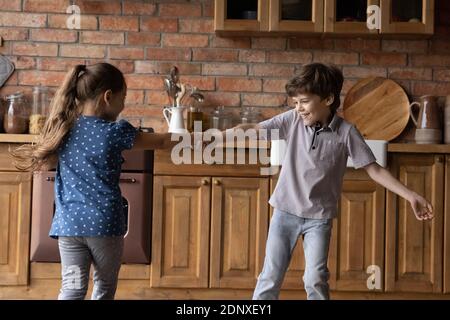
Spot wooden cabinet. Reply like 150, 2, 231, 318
385, 154, 444, 293
215, 0, 435, 35
381, 0, 434, 34
151, 175, 269, 289
0, 172, 32, 285
445, 156, 450, 293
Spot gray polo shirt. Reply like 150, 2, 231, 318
259, 109, 376, 219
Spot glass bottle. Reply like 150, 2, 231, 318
29, 86, 49, 135
240, 106, 261, 124
187, 106, 203, 132
210, 106, 233, 130
3, 92, 29, 134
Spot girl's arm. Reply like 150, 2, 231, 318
364, 162, 434, 221
132, 132, 174, 150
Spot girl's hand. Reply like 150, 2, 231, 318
409, 193, 434, 221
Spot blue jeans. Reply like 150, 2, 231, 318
58, 236, 124, 300
253, 209, 332, 300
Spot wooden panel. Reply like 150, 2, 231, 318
269, 0, 324, 32
0, 172, 31, 285
381, 0, 434, 34
330, 176, 385, 291
210, 177, 269, 289
151, 176, 211, 288
444, 156, 450, 293
386, 154, 444, 293
215, 0, 269, 31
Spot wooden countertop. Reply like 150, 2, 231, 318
2, 134, 450, 153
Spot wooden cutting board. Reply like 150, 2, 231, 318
343, 77, 410, 141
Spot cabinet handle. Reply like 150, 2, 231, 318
45, 177, 55, 182
201, 179, 209, 185
214, 179, 221, 186
120, 178, 137, 183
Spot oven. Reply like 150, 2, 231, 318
30, 149, 153, 264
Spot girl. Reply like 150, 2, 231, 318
12, 63, 171, 300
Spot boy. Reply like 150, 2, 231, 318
232, 63, 433, 300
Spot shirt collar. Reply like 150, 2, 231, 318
309, 112, 340, 132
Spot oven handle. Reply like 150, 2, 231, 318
45, 177, 137, 183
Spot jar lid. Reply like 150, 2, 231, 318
6, 92, 24, 100
212, 106, 232, 117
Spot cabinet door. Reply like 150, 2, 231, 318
0, 172, 31, 285
210, 177, 269, 289
381, 0, 434, 34
324, 0, 379, 34
444, 156, 450, 293
386, 154, 444, 293
269, 0, 324, 32
329, 169, 385, 292
151, 176, 211, 288
215, 0, 269, 31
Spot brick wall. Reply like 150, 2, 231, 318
0, 0, 449, 141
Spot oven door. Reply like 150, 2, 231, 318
30, 172, 152, 264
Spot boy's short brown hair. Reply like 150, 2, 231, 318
285, 63, 343, 113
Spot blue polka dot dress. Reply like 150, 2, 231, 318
49, 115, 138, 238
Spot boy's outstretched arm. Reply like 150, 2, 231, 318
364, 162, 434, 221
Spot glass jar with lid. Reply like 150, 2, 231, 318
239, 106, 261, 124
29, 86, 50, 135
3, 92, 29, 134
210, 106, 233, 130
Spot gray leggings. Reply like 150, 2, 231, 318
57, 236, 124, 300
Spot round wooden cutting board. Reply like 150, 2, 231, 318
343, 77, 410, 141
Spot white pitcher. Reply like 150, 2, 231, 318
163, 106, 187, 134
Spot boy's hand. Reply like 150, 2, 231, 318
409, 193, 434, 221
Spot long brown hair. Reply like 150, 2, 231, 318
11, 63, 125, 171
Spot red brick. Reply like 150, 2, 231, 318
388, 68, 432, 81
86, 60, 135, 74
411, 54, 450, 67
140, 17, 178, 33
203, 92, 240, 107
243, 94, 286, 107
263, 79, 288, 93
122, 2, 156, 15
7, 56, 36, 70
3, 72, 17, 85
81, 31, 124, 45
211, 36, 251, 49
289, 38, 334, 50
203, 1, 214, 17
0, 28, 28, 41
99, 16, 138, 32
193, 49, 238, 62
412, 82, 450, 96
12, 43, 58, 57
315, 52, 359, 65
60, 45, 106, 58
109, 47, 144, 60
430, 40, 450, 54
382, 40, 428, 53
334, 39, 380, 52
0, 85, 33, 97
343, 67, 387, 78
145, 91, 170, 106
179, 76, 216, 91
217, 78, 262, 92
239, 50, 266, 63
433, 69, 450, 81
30, 29, 78, 43
125, 90, 144, 104
127, 32, 160, 46
0, 0, 21, 11
146, 48, 191, 61
37, 58, 85, 71
203, 63, 247, 76
49, 14, 98, 30
342, 79, 359, 95
159, 3, 202, 17
267, 51, 312, 64
125, 75, 164, 90
0, 12, 46, 28
361, 52, 407, 66
252, 38, 287, 50
250, 64, 294, 77
77, 1, 121, 15
163, 34, 209, 48
135, 61, 201, 76
18, 70, 66, 87
23, 0, 69, 13
179, 19, 214, 33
